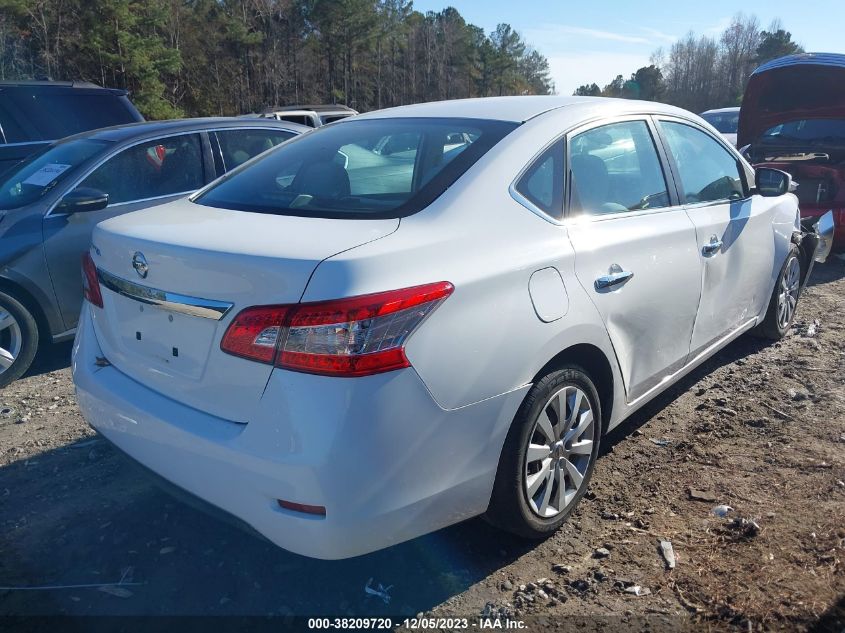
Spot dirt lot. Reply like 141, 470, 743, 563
0, 261, 843, 632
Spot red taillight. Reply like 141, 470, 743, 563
218, 305, 291, 364
220, 282, 454, 377
81, 252, 103, 308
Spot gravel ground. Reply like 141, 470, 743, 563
0, 260, 843, 632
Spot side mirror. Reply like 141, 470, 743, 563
813, 210, 835, 263
755, 167, 791, 197
57, 187, 109, 213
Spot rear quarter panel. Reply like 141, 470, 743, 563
303, 110, 624, 416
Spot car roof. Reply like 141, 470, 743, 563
59, 117, 310, 144
354, 96, 696, 123
0, 80, 129, 96
701, 107, 740, 114
263, 104, 357, 114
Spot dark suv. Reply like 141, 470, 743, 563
0, 117, 306, 386
0, 80, 144, 174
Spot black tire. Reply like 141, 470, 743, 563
486, 366, 602, 539
753, 245, 801, 340
0, 289, 39, 389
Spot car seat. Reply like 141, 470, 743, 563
570, 153, 627, 214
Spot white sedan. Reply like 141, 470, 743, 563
73, 97, 832, 559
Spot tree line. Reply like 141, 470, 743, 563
574, 15, 803, 112
0, 0, 554, 119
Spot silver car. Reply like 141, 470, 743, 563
74, 97, 832, 559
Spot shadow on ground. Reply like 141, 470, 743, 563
0, 433, 536, 618
23, 341, 73, 380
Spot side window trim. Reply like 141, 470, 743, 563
45, 131, 205, 217
209, 131, 227, 177
510, 136, 567, 224
199, 131, 216, 184
654, 117, 751, 207
645, 115, 683, 208
563, 116, 675, 220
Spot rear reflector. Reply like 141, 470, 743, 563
277, 499, 326, 517
81, 252, 103, 308
220, 281, 453, 377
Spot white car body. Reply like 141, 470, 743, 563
74, 96, 802, 559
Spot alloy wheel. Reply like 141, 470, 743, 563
0, 308, 22, 376
523, 385, 595, 518
777, 255, 800, 330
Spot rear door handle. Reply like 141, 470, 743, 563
595, 264, 634, 290
702, 236, 723, 255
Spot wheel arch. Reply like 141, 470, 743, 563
533, 343, 615, 434
0, 275, 55, 345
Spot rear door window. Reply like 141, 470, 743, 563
215, 128, 295, 170
0, 89, 140, 142
195, 117, 518, 219
569, 120, 670, 216
277, 114, 315, 127
76, 133, 204, 206
0, 98, 34, 143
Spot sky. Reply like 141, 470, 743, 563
412, 0, 843, 95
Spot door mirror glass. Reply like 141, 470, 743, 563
57, 186, 109, 213
755, 167, 791, 197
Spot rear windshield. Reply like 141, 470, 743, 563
194, 117, 518, 219
0, 89, 141, 143
0, 138, 109, 209
702, 111, 739, 134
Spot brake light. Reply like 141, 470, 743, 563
81, 252, 103, 308
220, 282, 453, 377
218, 305, 290, 363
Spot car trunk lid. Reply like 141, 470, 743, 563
88, 198, 398, 423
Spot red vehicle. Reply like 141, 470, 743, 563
739, 52, 845, 250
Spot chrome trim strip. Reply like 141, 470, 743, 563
509, 184, 565, 226
104, 190, 195, 210
97, 269, 233, 320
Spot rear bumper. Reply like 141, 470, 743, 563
72, 305, 528, 559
